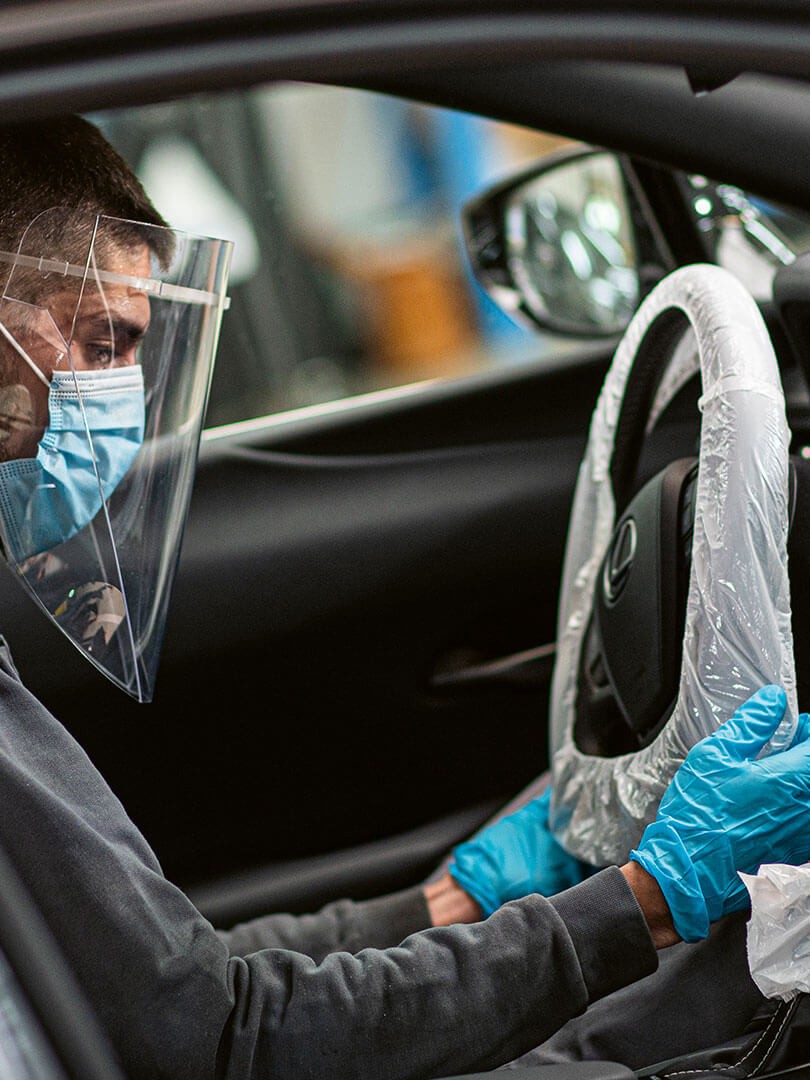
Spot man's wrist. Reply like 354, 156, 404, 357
620, 862, 680, 949
424, 873, 482, 926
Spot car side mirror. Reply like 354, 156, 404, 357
463, 147, 807, 338
462, 148, 654, 338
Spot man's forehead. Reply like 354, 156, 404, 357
74, 243, 152, 315
50, 282, 151, 324
94, 241, 152, 278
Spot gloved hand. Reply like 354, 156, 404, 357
631, 685, 810, 943
449, 788, 596, 917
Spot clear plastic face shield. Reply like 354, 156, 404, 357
0, 209, 231, 702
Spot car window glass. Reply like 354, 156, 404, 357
96, 85, 810, 431
93, 85, 578, 429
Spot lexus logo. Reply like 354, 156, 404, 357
603, 517, 637, 604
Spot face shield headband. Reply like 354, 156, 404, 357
0, 209, 232, 702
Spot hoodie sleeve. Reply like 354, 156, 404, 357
218, 886, 432, 961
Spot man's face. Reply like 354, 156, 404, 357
0, 243, 151, 461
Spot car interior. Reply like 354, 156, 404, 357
3, 2, 810, 1077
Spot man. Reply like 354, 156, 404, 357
1, 116, 810, 1080
0, 118, 228, 698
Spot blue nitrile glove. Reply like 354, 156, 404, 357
631, 685, 810, 943
449, 788, 596, 917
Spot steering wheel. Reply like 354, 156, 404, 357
548, 263, 797, 866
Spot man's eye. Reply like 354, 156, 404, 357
87, 343, 116, 367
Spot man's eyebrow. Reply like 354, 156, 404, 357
77, 314, 150, 341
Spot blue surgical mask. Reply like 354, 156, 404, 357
0, 365, 145, 563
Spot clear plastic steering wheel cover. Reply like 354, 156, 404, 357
549, 263, 796, 864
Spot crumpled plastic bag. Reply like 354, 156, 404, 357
741, 863, 810, 1000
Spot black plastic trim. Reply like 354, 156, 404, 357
2, 6, 810, 138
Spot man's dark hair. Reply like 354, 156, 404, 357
0, 114, 172, 296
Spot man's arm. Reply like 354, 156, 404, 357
221, 869, 657, 1080
218, 886, 432, 961
425, 873, 482, 925
0, 643, 657, 1080
620, 862, 679, 949
218, 851, 676, 964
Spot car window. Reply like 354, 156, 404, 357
94, 84, 578, 429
